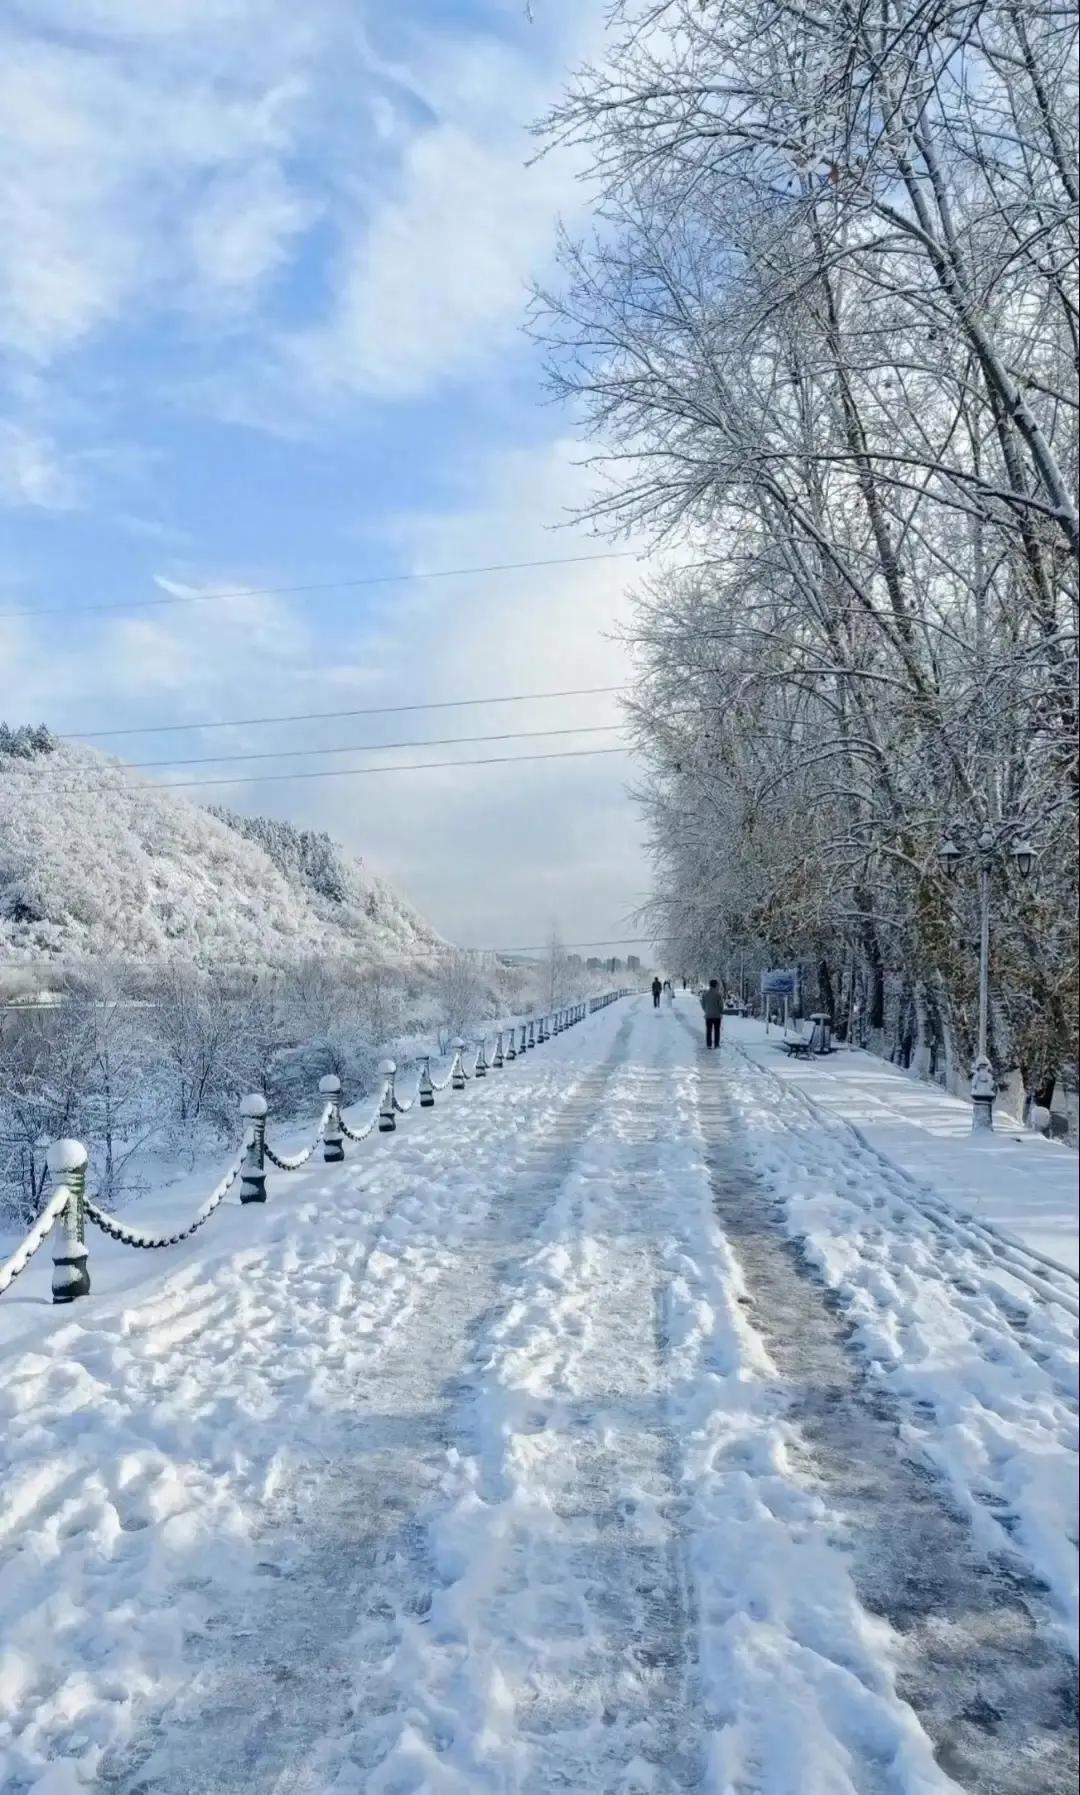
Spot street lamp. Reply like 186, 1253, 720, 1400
936, 821, 1037, 1132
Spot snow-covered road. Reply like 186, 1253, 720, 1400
1, 997, 1076, 1795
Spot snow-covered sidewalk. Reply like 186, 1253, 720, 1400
1, 997, 1076, 1795
728, 1017, 1080, 1275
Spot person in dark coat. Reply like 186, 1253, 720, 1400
651, 976, 663, 1009
700, 979, 725, 1048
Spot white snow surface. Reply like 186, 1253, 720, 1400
0, 998, 1076, 1794
731, 1020, 1080, 1275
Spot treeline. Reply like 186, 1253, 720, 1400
538, 0, 1078, 1107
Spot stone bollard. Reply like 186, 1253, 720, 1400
492, 1032, 504, 1069
319, 1075, 344, 1163
452, 1038, 467, 1091
527, 1020, 536, 1050
240, 1094, 268, 1203
378, 1060, 397, 1132
48, 1139, 90, 1305
504, 1027, 516, 1062
519, 1023, 528, 1054
474, 1038, 488, 1078
418, 1056, 435, 1108
970, 1056, 996, 1132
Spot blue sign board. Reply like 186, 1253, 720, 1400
761, 967, 799, 996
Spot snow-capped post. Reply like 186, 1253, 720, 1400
320, 1075, 344, 1163
504, 1027, 516, 1061
474, 1038, 488, 1078
518, 1024, 528, 1055
240, 1094, 268, 1203
418, 1056, 435, 1108
378, 1060, 397, 1132
48, 1139, 90, 1305
527, 1021, 536, 1050
970, 1057, 996, 1132
452, 1039, 467, 1091
492, 1032, 504, 1069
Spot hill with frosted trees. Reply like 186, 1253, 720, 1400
0, 726, 441, 968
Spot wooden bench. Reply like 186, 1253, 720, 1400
781, 1032, 813, 1058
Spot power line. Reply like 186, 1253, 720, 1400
12, 724, 624, 777
63, 684, 630, 741
34, 745, 629, 794
0, 550, 639, 622
124, 723, 623, 772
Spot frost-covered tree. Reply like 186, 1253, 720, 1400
537, 0, 1078, 1104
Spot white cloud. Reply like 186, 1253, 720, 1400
0, 423, 79, 508
288, 27, 597, 399
187, 164, 316, 305
293, 437, 655, 945
0, 11, 314, 364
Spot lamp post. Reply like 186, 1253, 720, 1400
937, 823, 1037, 1131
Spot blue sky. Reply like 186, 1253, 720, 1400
0, 0, 653, 951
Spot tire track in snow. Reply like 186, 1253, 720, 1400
727, 1036, 1080, 1388
693, 1059, 1079, 1795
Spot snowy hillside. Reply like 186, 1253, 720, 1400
0, 726, 441, 966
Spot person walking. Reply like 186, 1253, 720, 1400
700, 978, 724, 1049
663, 980, 675, 1007
651, 976, 663, 1010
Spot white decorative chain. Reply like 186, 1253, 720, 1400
0, 1186, 72, 1295
263, 1102, 333, 1171
83, 1139, 251, 1249
340, 1088, 385, 1143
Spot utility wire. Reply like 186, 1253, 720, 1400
10, 724, 624, 777
0, 550, 639, 621
62, 684, 630, 741
33, 745, 629, 794
124, 723, 623, 772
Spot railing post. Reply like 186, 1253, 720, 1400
378, 1060, 397, 1132
452, 1038, 467, 1090
492, 1032, 504, 1069
474, 1037, 488, 1077
505, 1026, 516, 1061
970, 1056, 996, 1132
48, 1139, 90, 1305
418, 1055, 435, 1108
320, 1075, 344, 1162
527, 1020, 535, 1050
518, 1023, 528, 1055
240, 1094, 268, 1203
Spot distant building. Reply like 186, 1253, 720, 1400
626, 955, 641, 972
586, 957, 603, 971
608, 956, 624, 973
566, 953, 583, 969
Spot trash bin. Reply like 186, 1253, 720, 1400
809, 1013, 833, 1054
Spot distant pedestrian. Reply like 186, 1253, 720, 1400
663, 980, 675, 1007
651, 976, 662, 1010
700, 979, 724, 1049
